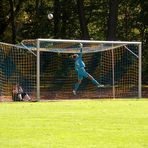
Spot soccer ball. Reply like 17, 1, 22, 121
48, 13, 53, 20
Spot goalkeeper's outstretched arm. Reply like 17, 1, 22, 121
79, 43, 83, 58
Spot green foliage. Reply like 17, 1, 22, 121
0, 0, 147, 42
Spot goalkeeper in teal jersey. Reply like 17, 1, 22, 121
71, 43, 104, 95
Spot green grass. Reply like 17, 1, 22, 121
0, 99, 148, 148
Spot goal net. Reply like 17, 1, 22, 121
0, 39, 142, 101
0, 42, 36, 101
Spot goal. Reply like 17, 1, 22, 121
0, 39, 142, 101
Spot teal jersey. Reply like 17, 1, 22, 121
74, 46, 85, 71
74, 57, 85, 71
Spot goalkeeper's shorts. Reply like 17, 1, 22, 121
77, 67, 89, 80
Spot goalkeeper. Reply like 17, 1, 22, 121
71, 43, 104, 95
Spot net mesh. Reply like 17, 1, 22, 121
0, 40, 140, 101
0, 42, 36, 101
37, 41, 139, 99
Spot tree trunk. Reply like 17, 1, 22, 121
0, 1, 7, 40
107, 0, 119, 41
77, 0, 89, 40
9, 0, 16, 44
0, 0, 24, 42
53, 0, 61, 38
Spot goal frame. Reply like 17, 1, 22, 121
36, 39, 142, 101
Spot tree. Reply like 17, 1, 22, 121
138, 0, 148, 83
9, 0, 16, 44
107, 0, 119, 40
0, 0, 24, 43
77, 0, 89, 39
53, 0, 61, 38
0, 0, 9, 41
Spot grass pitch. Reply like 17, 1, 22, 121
0, 99, 148, 148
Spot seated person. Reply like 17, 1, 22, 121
12, 84, 31, 101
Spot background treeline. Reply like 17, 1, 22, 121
0, 0, 148, 83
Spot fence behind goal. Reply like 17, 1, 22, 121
0, 39, 141, 101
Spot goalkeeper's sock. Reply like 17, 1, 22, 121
91, 78, 99, 86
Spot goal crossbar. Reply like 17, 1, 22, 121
37, 38, 141, 44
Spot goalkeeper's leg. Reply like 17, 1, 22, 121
73, 72, 83, 95
88, 74, 104, 87
73, 79, 82, 95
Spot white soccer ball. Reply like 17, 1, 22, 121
48, 13, 53, 20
